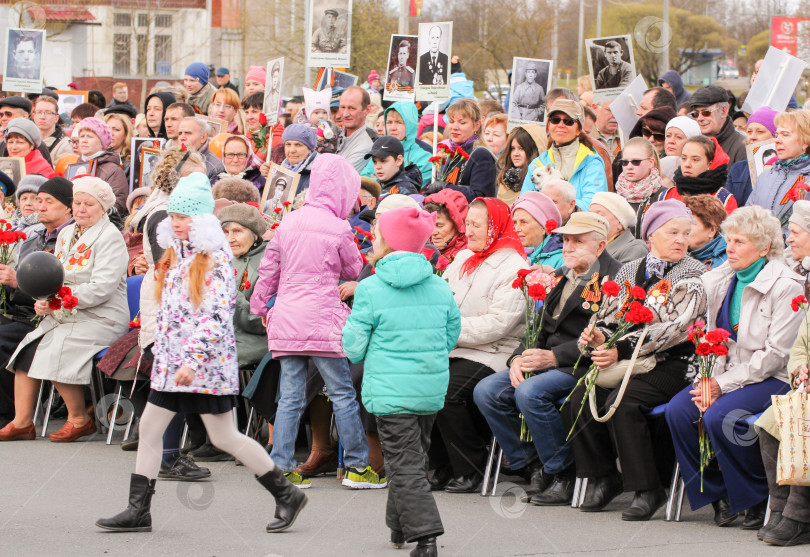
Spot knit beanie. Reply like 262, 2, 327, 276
38, 176, 73, 208
184, 62, 209, 85
747, 107, 779, 138
512, 191, 562, 231
126, 187, 151, 212
74, 117, 113, 150
245, 65, 266, 85
167, 172, 215, 216
73, 176, 116, 211
282, 124, 317, 151
641, 199, 692, 241
217, 203, 268, 239
368, 69, 380, 84
303, 87, 332, 115
16, 174, 47, 202
379, 206, 437, 253
665, 116, 701, 140
590, 192, 637, 229
5, 117, 41, 147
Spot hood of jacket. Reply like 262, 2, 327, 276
384, 102, 418, 150
305, 152, 360, 219
88, 148, 123, 166
144, 91, 176, 139
518, 123, 548, 156
375, 251, 434, 289
659, 70, 690, 103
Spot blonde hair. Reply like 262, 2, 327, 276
774, 111, 810, 156
211, 88, 247, 134
577, 75, 592, 93
104, 113, 134, 161
624, 136, 660, 171
721, 205, 784, 261
155, 247, 213, 308
134, 114, 147, 134
446, 98, 484, 148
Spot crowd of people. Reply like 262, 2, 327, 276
0, 57, 809, 554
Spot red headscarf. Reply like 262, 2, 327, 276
460, 197, 525, 277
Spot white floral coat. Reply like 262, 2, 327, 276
151, 232, 239, 395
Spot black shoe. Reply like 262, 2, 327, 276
120, 420, 139, 451
758, 511, 782, 540
530, 474, 576, 506
445, 473, 482, 493
741, 500, 767, 530
428, 466, 453, 492
525, 462, 552, 496
409, 536, 438, 557
256, 467, 309, 533
158, 456, 211, 481
96, 473, 156, 532
711, 497, 739, 527
621, 487, 667, 521
762, 517, 810, 546
391, 530, 405, 549
188, 442, 234, 462
580, 473, 623, 512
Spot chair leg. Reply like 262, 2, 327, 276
180, 422, 188, 450
106, 384, 123, 445
578, 478, 588, 507
571, 477, 582, 508
244, 406, 255, 436
41, 383, 55, 437
89, 370, 103, 434
32, 381, 45, 426
675, 478, 685, 522
666, 461, 680, 521
764, 495, 771, 525
481, 435, 498, 497
490, 447, 503, 496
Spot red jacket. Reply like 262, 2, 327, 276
24, 148, 55, 178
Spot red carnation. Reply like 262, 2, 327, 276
48, 297, 62, 311
630, 286, 647, 300
705, 329, 731, 345
696, 343, 712, 356
602, 280, 620, 297
428, 155, 443, 163
456, 146, 470, 160
180, 143, 187, 151
270, 222, 279, 229
517, 269, 532, 279
58, 286, 72, 298
436, 256, 450, 272
246, 202, 259, 208
528, 284, 547, 301
512, 277, 524, 289
63, 296, 78, 310
259, 113, 267, 125
282, 201, 292, 206
791, 295, 808, 312
273, 207, 282, 214
544, 220, 558, 233
711, 345, 729, 356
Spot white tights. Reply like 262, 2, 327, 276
135, 402, 275, 480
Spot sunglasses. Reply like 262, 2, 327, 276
549, 115, 576, 126
689, 106, 719, 119
0, 111, 17, 118
620, 159, 647, 167
642, 128, 665, 142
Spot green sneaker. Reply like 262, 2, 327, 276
342, 466, 388, 489
284, 471, 312, 489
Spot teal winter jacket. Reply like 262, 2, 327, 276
342, 251, 461, 416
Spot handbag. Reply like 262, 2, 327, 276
588, 326, 657, 423
772, 383, 810, 486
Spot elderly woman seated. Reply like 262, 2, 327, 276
666, 205, 803, 529
511, 191, 564, 270
684, 194, 728, 270
430, 198, 528, 493
588, 192, 649, 263
0, 177, 129, 442
564, 199, 707, 521
423, 189, 469, 264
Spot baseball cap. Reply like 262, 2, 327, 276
553, 211, 609, 238
364, 136, 404, 161
216, 67, 229, 76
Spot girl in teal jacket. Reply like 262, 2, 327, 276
342, 206, 459, 553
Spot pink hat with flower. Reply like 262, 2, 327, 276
512, 191, 562, 233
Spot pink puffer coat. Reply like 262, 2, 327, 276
250, 153, 363, 357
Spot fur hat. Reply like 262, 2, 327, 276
212, 176, 260, 204
218, 203, 268, 239
16, 174, 47, 203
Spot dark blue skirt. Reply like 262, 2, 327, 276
148, 388, 237, 415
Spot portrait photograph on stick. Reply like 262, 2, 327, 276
306, 0, 352, 68
3, 28, 45, 93
264, 57, 284, 126
586, 35, 636, 102
507, 57, 553, 130
415, 21, 452, 101
384, 34, 418, 102
260, 164, 300, 215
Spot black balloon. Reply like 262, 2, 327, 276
16, 252, 64, 300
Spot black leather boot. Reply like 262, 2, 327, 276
409, 536, 438, 557
96, 473, 156, 532
580, 473, 623, 512
741, 500, 767, 530
758, 511, 782, 540
530, 466, 576, 506
621, 487, 667, 521
711, 496, 739, 527
762, 517, 810, 546
256, 467, 309, 533
391, 530, 405, 549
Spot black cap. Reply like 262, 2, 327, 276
39, 88, 59, 100
105, 103, 137, 119
364, 136, 404, 160
38, 177, 74, 209
689, 85, 729, 109
0, 95, 33, 113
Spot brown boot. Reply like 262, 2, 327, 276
295, 450, 338, 477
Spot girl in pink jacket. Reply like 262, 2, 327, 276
251, 154, 383, 489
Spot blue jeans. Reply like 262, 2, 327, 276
473, 368, 577, 475
271, 355, 369, 472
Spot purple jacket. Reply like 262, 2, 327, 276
250, 153, 363, 357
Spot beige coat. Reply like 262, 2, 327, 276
445, 248, 529, 371
7, 216, 129, 384
701, 259, 804, 394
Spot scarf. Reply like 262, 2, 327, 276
460, 197, 525, 277
645, 253, 676, 279
502, 167, 524, 192
442, 232, 468, 262
442, 134, 478, 153
673, 164, 729, 196
616, 167, 663, 203
774, 154, 810, 170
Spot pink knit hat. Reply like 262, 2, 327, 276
368, 69, 380, 84
245, 65, 266, 84
74, 117, 112, 150
512, 191, 562, 232
379, 206, 437, 253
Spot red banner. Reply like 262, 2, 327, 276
409, 0, 423, 17
771, 16, 810, 59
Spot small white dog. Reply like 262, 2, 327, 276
530, 163, 564, 189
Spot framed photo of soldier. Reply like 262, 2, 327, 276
195, 115, 226, 138
264, 57, 284, 126
586, 35, 636, 102
54, 91, 89, 119
130, 137, 165, 191
384, 34, 418, 102
747, 139, 778, 186
139, 147, 161, 191
0, 157, 25, 184
3, 28, 45, 94
306, 0, 352, 68
415, 21, 452, 102
65, 160, 97, 182
260, 165, 300, 216
507, 57, 553, 131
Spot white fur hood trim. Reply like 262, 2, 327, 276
156, 213, 228, 254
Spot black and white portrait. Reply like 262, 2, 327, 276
0, 157, 24, 184
306, 0, 352, 67
384, 34, 417, 102
261, 165, 300, 215
55, 91, 87, 119
139, 148, 161, 191
264, 57, 284, 126
65, 161, 95, 182
586, 35, 636, 102
130, 137, 165, 191
747, 139, 779, 185
415, 21, 452, 101
508, 57, 553, 129
3, 28, 45, 94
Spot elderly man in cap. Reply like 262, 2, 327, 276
215, 67, 239, 95
588, 192, 649, 263
510, 62, 546, 121
0, 96, 51, 164
183, 62, 216, 115
312, 9, 347, 53
474, 211, 622, 505
689, 85, 746, 164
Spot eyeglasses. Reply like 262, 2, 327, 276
223, 152, 248, 160
642, 128, 665, 142
689, 106, 719, 119
211, 102, 235, 111
549, 115, 576, 126
33, 111, 57, 117
620, 159, 647, 167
